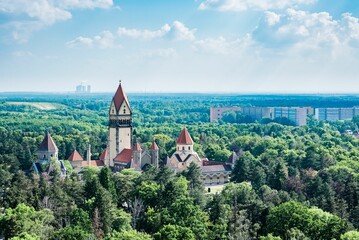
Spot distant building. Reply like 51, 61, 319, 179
211, 106, 312, 126
166, 127, 232, 187
210, 107, 241, 122
273, 107, 312, 126
33, 132, 66, 177
76, 82, 91, 93
241, 107, 273, 121
315, 108, 359, 121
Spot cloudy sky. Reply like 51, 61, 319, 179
1, 0, 359, 93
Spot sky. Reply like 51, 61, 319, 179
1, 0, 359, 93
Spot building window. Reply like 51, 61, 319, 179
112, 110, 114, 114
123, 109, 126, 114
43, 154, 46, 159
51, 154, 53, 157
188, 146, 190, 150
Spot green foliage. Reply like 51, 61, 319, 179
267, 201, 346, 240
0, 203, 54, 239
51, 226, 93, 240
341, 231, 359, 240
3, 94, 359, 239
106, 230, 153, 240
154, 224, 195, 240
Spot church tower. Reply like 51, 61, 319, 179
107, 81, 132, 166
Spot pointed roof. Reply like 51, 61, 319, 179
151, 142, 159, 150
176, 127, 194, 145
68, 150, 83, 161
114, 149, 133, 163
113, 81, 131, 111
99, 149, 108, 160
39, 132, 58, 152
227, 151, 237, 164
133, 143, 142, 151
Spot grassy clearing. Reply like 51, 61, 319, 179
6, 102, 65, 110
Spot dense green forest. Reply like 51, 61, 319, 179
1, 93, 359, 239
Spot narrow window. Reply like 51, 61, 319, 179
43, 154, 46, 159
188, 146, 190, 150
182, 147, 185, 150
123, 109, 126, 114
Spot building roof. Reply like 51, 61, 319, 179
151, 142, 159, 150
133, 143, 142, 151
68, 150, 83, 161
227, 151, 237, 164
39, 132, 58, 152
99, 149, 108, 160
202, 164, 232, 173
81, 160, 105, 167
113, 82, 131, 112
114, 148, 133, 163
176, 127, 194, 145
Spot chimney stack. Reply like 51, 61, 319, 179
87, 144, 91, 166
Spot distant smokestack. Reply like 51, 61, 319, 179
87, 144, 91, 166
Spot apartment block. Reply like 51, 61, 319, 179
315, 108, 359, 121
210, 107, 241, 122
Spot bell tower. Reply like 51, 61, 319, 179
107, 81, 132, 166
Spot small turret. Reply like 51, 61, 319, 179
150, 142, 159, 168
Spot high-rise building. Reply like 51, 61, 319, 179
210, 107, 241, 122
241, 107, 274, 121
75, 82, 91, 93
273, 107, 310, 126
315, 108, 359, 121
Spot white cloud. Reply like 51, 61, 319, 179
0, 0, 114, 42
193, 36, 243, 54
66, 30, 118, 48
117, 21, 196, 41
198, 0, 316, 11
265, 11, 281, 26
66, 36, 93, 48
66, 31, 118, 48
118, 24, 170, 40
253, 8, 345, 49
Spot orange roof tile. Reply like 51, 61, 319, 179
133, 143, 142, 151
176, 127, 194, 145
68, 150, 83, 161
81, 160, 105, 167
99, 149, 108, 160
114, 149, 133, 163
113, 82, 131, 112
151, 142, 159, 150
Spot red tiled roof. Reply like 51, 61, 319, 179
114, 149, 133, 163
68, 150, 83, 161
151, 142, 159, 150
133, 143, 142, 151
81, 160, 105, 167
39, 133, 58, 152
113, 82, 130, 112
176, 127, 194, 145
99, 149, 107, 160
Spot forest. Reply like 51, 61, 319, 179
1, 93, 359, 239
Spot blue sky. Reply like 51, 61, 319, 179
1, 0, 359, 93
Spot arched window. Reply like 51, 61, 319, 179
182, 147, 185, 150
